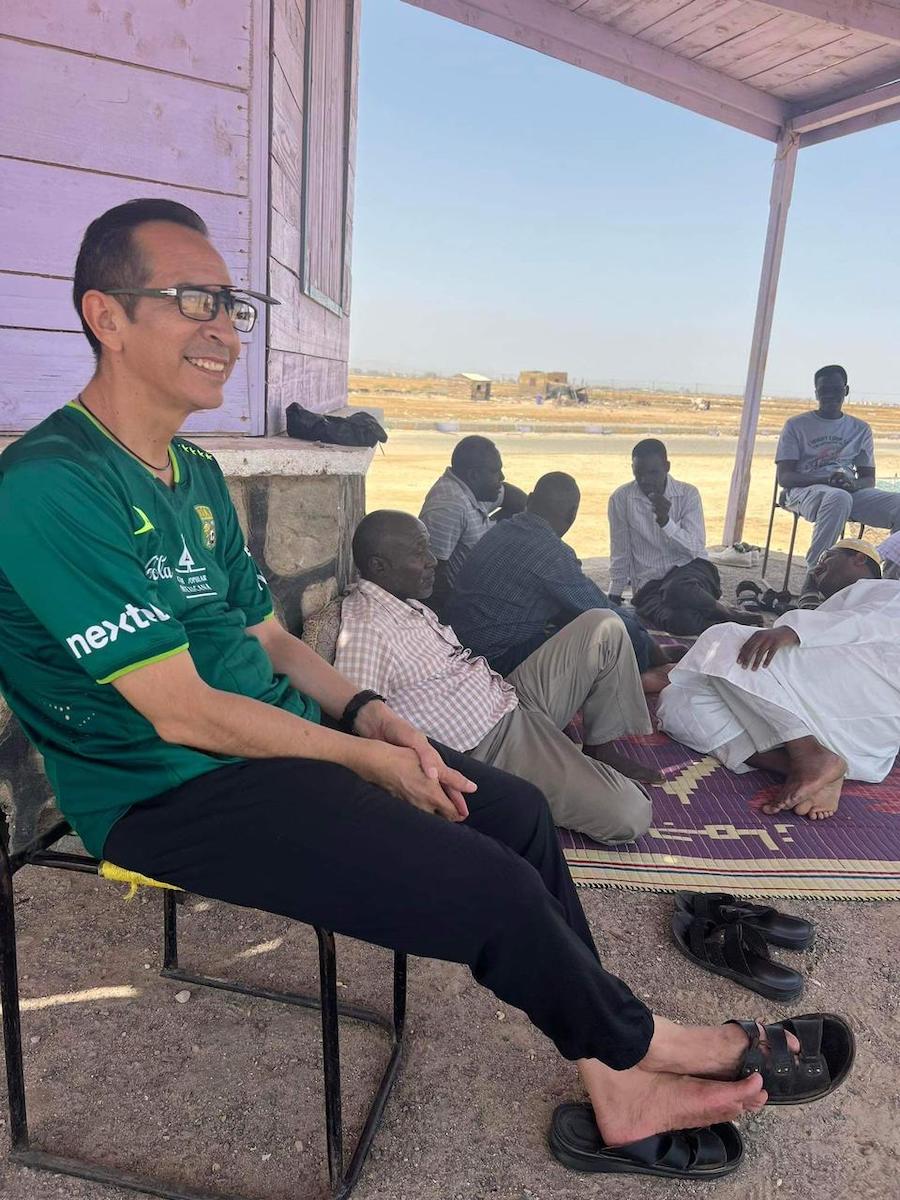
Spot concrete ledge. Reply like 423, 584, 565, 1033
191, 436, 375, 478
0, 435, 375, 479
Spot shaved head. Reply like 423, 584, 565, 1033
353, 510, 421, 576
352, 510, 437, 600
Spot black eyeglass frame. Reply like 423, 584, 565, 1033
103, 285, 280, 333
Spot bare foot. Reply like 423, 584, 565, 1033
639, 1016, 799, 1080
762, 736, 845, 817
584, 743, 664, 785
641, 664, 674, 693
746, 748, 790, 776
791, 777, 842, 820
584, 1066, 765, 1147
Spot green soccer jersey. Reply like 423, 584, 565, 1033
0, 401, 320, 857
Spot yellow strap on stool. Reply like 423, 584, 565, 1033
99, 861, 184, 901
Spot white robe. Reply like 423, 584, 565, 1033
657, 579, 900, 783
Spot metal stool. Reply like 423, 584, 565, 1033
1, 818, 406, 1200
761, 473, 865, 592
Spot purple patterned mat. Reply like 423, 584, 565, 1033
560, 719, 900, 901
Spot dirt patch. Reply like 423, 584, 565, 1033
2, 863, 898, 1200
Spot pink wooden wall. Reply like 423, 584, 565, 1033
267, 0, 358, 432
1, 0, 358, 435
0, 1, 262, 433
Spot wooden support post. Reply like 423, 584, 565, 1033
722, 128, 799, 546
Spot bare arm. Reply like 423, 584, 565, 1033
112, 645, 473, 820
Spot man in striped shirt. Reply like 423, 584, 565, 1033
334, 510, 659, 845
609, 439, 761, 635
418, 436, 505, 616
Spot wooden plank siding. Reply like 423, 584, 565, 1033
267, 0, 359, 433
0, 0, 268, 434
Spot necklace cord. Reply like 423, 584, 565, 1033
76, 394, 171, 472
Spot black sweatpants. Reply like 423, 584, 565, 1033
103, 744, 653, 1069
634, 558, 724, 637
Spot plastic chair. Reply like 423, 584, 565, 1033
1, 816, 406, 1200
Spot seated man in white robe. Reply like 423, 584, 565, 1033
657, 539, 900, 821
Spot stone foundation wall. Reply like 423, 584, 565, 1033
0, 439, 371, 852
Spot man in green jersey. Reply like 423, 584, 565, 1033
0, 201, 840, 1180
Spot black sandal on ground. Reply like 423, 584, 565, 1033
549, 1103, 743, 1179
672, 911, 804, 1002
735, 580, 764, 612
728, 1014, 855, 1104
675, 891, 815, 950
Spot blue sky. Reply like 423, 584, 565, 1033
350, 0, 900, 403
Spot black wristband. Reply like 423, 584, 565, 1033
340, 689, 385, 734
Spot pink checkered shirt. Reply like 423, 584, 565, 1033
334, 580, 518, 751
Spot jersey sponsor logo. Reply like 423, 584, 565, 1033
65, 603, 171, 661
177, 537, 198, 574
144, 554, 173, 581
175, 535, 217, 599
132, 506, 155, 535
194, 504, 216, 550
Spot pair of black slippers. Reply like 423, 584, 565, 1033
550, 1010, 855, 1180
548, 893, 853, 1181
672, 891, 814, 1002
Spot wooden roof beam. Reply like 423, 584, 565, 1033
798, 95, 900, 143
753, 1, 900, 46
403, 0, 788, 139
790, 76, 900, 129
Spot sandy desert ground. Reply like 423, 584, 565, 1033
354, 374, 900, 559
366, 430, 900, 560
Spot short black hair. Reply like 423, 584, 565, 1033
632, 437, 668, 461
530, 471, 580, 506
73, 198, 208, 359
352, 510, 418, 575
814, 364, 848, 386
451, 435, 500, 473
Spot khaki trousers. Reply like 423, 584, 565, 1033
469, 610, 653, 844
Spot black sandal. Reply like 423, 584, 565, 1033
675, 891, 815, 950
672, 911, 804, 1002
549, 1103, 743, 1179
728, 1014, 855, 1105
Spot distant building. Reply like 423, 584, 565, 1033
518, 370, 568, 398
457, 373, 492, 402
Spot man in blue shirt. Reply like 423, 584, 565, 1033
447, 472, 672, 686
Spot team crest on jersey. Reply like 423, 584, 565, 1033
194, 504, 216, 549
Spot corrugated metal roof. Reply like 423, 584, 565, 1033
457, 372, 492, 382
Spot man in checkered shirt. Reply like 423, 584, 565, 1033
334, 510, 659, 845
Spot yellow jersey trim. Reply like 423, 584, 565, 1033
96, 643, 189, 685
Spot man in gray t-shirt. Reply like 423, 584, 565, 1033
776, 364, 900, 590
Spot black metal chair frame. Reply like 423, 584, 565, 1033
761, 473, 866, 593
1, 818, 407, 1200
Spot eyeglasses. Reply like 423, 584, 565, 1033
104, 285, 279, 333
